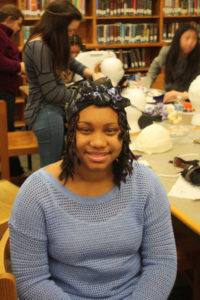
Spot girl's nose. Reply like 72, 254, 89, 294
90, 132, 106, 148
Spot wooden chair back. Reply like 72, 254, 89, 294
0, 100, 38, 180
0, 179, 19, 300
151, 71, 165, 90
0, 227, 17, 300
0, 179, 19, 238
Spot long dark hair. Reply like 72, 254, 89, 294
59, 109, 134, 188
26, 0, 82, 74
0, 4, 24, 22
165, 23, 200, 86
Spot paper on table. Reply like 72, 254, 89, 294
168, 175, 200, 200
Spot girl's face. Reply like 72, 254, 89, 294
68, 20, 80, 37
179, 29, 198, 56
5, 16, 23, 35
70, 44, 81, 57
75, 105, 123, 174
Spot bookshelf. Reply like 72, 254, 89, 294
2, 0, 200, 69
1, 0, 200, 106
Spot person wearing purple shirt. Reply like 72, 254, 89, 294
0, 4, 25, 177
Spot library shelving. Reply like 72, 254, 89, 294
2, 0, 200, 71
1, 0, 200, 123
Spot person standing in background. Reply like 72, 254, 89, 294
0, 4, 25, 177
65, 33, 85, 83
70, 33, 85, 58
142, 23, 200, 103
24, 0, 102, 167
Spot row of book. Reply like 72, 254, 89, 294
96, 0, 152, 16
71, 0, 85, 15
163, 21, 200, 41
97, 23, 158, 44
115, 48, 146, 70
21, 0, 85, 17
21, 0, 50, 17
163, 0, 200, 15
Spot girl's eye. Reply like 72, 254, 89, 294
105, 128, 119, 135
78, 128, 91, 134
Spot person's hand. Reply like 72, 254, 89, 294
91, 72, 104, 81
20, 62, 26, 74
163, 90, 188, 103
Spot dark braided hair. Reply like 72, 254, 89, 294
59, 78, 135, 187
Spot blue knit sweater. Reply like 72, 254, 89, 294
9, 162, 177, 300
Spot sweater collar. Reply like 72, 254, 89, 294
0, 23, 13, 37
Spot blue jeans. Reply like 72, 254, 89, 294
32, 105, 65, 167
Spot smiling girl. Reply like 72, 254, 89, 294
9, 78, 177, 300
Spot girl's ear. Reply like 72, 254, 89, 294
4, 15, 13, 25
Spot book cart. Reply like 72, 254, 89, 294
1, 0, 200, 124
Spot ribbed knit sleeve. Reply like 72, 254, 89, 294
130, 167, 177, 300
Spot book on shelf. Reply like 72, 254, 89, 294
122, 50, 129, 69
115, 48, 146, 70
130, 49, 139, 68
140, 48, 145, 67
71, 0, 86, 15
162, 21, 200, 42
129, 49, 135, 68
163, 0, 200, 16
22, 0, 85, 17
96, 0, 152, 16
134, 48, 142, 67
115, 49, 123, 64
22, 0, 50, 17
96, 23, 158, 45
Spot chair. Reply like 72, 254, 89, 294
0, 179, 19, 238
0, 179, 19, 299
0, 227, 17, 300
173, 218, 200, 300
0, 99, 38, 181
151, 71, 165, 90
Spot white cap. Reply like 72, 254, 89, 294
100, 57, 124, 87
188, 75, 200, 110
132, 123, 172, 154
121, 88, 146, 111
